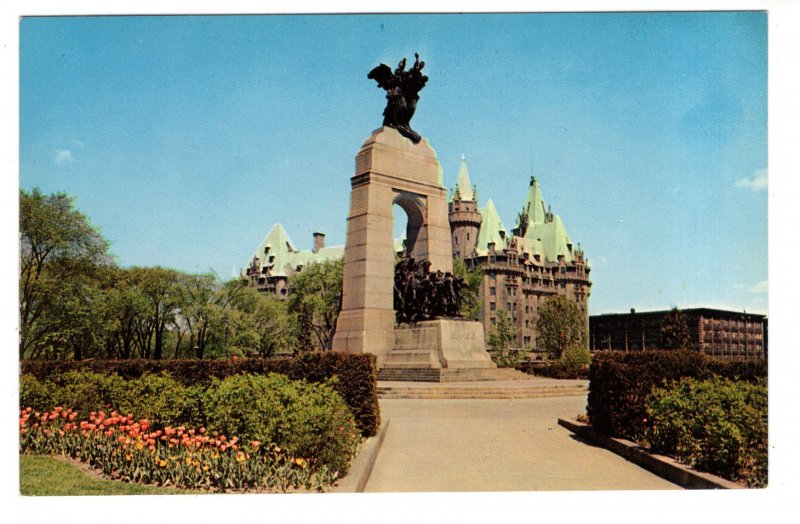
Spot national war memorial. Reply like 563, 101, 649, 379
244, 55, 592, 374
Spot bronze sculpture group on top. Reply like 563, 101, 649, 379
394, 257, 465, 324
368, 53, 428, 144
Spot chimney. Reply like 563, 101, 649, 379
313, 232, 325, 253
631, 308, 636, 315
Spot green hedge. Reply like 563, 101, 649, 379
20, 352, 380, 437
20, 371, 360, 478
586, 350, 766, 441
646, 376, 767, 487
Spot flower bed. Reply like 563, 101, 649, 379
20, 407, 338, 492
21, 353, 380, 437
20, 371, 362, 488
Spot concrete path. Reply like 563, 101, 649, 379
364, 395, 680, 492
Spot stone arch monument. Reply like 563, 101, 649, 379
332, 127, 454, 366
333, 55, 495, 372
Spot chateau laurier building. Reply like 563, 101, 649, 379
245, 156, 591, 350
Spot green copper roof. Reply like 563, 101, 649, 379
515, 235, 545, 260
249, 225, 405, 278
523, 176, 547, 225
453, 155, 475, 202
476, 198, 508, 256
525, 214, 574, 264
250, 224, 344, 278
250, 224, 298, 277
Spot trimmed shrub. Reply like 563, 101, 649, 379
20, 352, 380, 437
119, 373, 204, 428
203, 373, 360, 475
646, 377, 767, 487
40, 370, 129, 418
561, 345, 592, 369
587, 350, 766, 441
519, 347, 592, 379
19, 374, 54, 412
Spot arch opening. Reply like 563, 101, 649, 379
393, 191, 426, 260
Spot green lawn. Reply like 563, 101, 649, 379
19, 455, 193, 496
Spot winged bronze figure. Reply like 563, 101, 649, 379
368, 53, 428, 143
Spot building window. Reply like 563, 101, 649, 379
490, 302, 496, 311
490, 287, 496, 296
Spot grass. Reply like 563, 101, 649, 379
19, 454, 193, 496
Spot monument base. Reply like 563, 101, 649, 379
383, 319, 496, 369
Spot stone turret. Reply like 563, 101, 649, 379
448, 155, 483, 260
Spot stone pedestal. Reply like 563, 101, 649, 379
333, 127, 453, 367
385, 319, 496, 369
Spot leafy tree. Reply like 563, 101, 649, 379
128, 267, 183, 359
98, 267, 150, 359
229, 286, 297, 357
452, 257, 483, 320
487, 311, 523, 367
536, 295, 587, 359
32, 271, 105, 361
294, 304, 316, 353
19, 188, 112, 359
287, 259, 343, 350
176, 273, 220, 359
660, 307, 693, 350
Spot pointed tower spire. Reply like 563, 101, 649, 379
454, 154, 475, 202
476, 198, 508, 255
523, 175, 547, 225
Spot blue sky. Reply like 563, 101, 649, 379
18, 12, 768, 314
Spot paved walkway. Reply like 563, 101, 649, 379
364, 395, 680, 492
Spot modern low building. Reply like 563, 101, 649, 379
244, 155, 591, 350
590, 308, 767, 361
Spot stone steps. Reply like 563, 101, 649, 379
377, 383, 588, 400
439, 368, 531, 382
377, 367, 531, 382
378, 368, 441, 382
